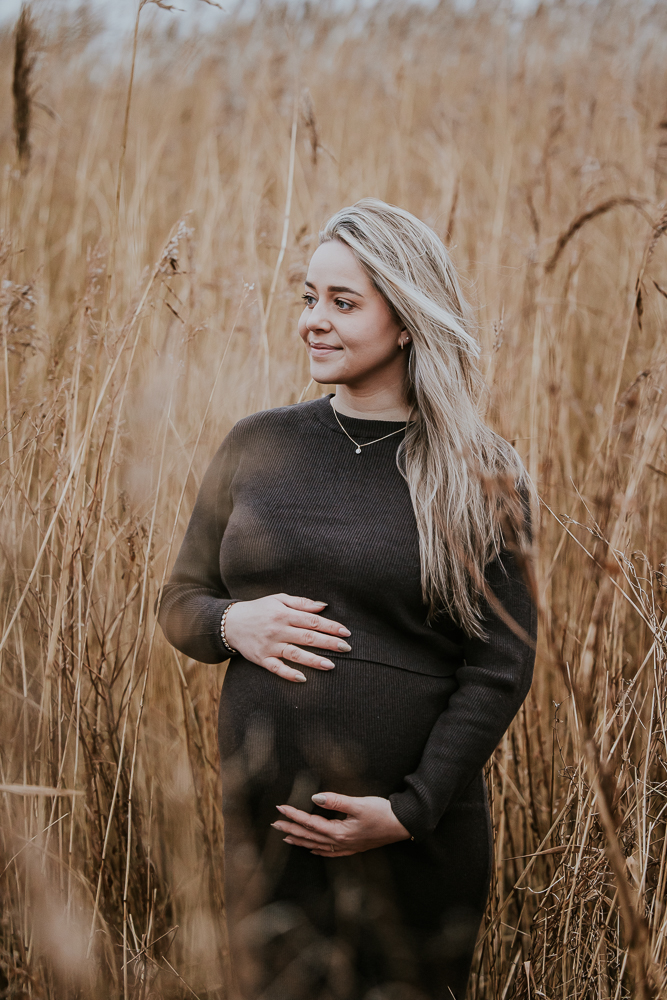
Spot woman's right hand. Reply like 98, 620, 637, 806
223, 594, 351, 683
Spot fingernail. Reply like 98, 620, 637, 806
270, 822, 281, 829
283, 838, 294, 845
337, 640, 351, 652
338, 627, 351, 636
312, 793, 327, 805
276, 806, 287, 814
320, 659, 335, 669
294, 672, 307, 682
315, 601, 328, 606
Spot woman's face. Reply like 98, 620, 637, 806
298, 240, 408, 388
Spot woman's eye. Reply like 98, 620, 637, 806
301, 294, 316, 307
335, 299, 353, 311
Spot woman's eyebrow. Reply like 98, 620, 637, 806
304, 280, 365, 297
329, 285, 364, 296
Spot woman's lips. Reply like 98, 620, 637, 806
309, 343, 341, 356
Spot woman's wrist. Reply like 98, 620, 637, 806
220, 601, 240, 655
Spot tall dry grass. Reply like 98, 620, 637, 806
1, 1, 667, 996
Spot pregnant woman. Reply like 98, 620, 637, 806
158, 199, 537, 1000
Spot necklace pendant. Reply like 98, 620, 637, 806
355, 446, 361, 454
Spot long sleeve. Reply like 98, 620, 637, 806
157, 432, 238, 663
389, 547, 537, 841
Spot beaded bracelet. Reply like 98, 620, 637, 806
220, 602, 239, 655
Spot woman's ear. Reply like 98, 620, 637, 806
398, 332, 412, 350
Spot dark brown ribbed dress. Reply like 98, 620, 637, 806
158, 396, 537, 1000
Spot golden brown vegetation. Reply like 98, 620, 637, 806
1, 0, 667, 996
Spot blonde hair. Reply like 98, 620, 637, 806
320, 198, 530, 637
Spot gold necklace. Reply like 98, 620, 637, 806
330, 403, 409, 454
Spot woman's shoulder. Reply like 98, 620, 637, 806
228, 396, 329, 443
201, 398, 328, 486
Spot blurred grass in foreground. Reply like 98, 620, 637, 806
1, 1, 667, 996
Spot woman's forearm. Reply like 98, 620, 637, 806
389, 548, 537, 840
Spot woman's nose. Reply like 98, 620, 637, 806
307, 302, 332, 331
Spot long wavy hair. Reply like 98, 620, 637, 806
320, 198, 531, 637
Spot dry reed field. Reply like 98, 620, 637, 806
2, 0, 667, 996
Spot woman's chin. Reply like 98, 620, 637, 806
310, 364, 343, 385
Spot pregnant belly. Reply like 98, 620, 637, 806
217, 656, 455, 812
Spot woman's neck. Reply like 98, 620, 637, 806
331, 384, 412, 421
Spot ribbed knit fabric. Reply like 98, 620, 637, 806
159, 395, 537, 1000
158, 395, 537, 842
160, 398, 467, 677
218, 657, 493, 1000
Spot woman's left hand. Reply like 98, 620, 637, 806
272, 792, 412, 857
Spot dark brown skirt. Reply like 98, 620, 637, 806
218, 656, 492, 1000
